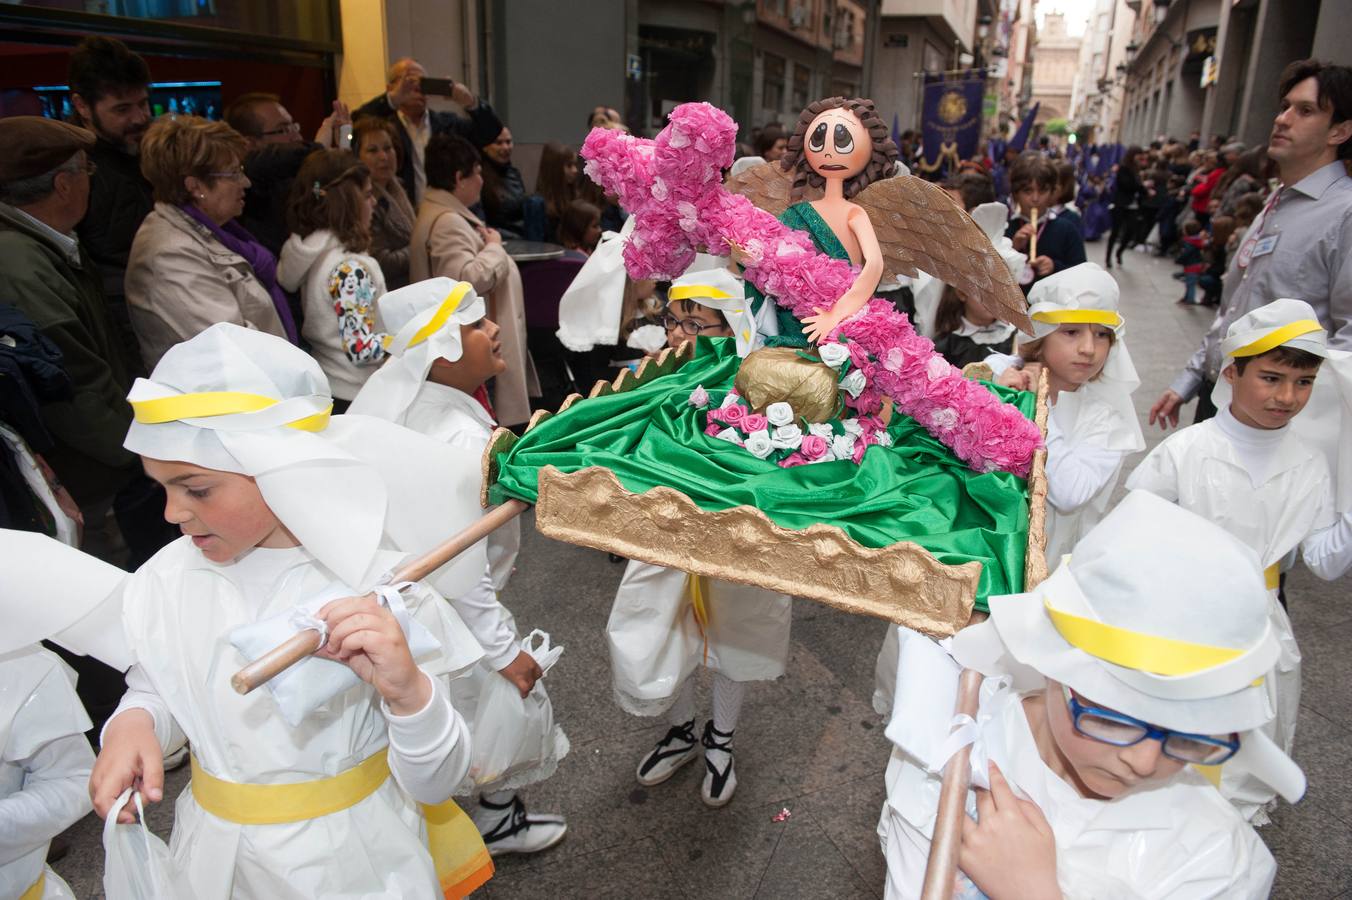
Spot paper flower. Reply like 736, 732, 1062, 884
720, 392, 741, 410
721, 404, 747, 426
817, 342, 850, 369
831, 432, 857, 462
808, 423, 835, 440
839, 370, 867, 399
800, 433, 830, 461
742, 413, 769, 433
841, 418, 863, 436
714, 427, 744, 446
688, 385, 710, 408
582, 102, 1043, 476
771, 423, 803, 450
766, 401, 794, 427
744, 429, 775, 459
626, 324, 668, 353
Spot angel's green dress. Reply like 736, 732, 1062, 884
489, 203, 1036, 607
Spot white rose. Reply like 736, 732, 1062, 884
840, 369, 868, 398
808, 422, 835, 439
744, 429, 775, 459
766, 401, 795, 427
625, 324, 667, 353
715, 427, 744, 446
875, 431, 894, 447
771, 424, 803, 450
841, 417, 863, 436
832, 433, 857, 461
818, 342, 850, 369
720, 392, 742, 410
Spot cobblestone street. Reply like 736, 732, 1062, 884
52, 246, 1352, 899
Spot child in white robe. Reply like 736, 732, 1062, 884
1127, 297, 1352, 821
877, 263, 1143, 719
0, 529, 130, 900
89, 323, 496, 899
879, 491, 1305, 899
996, 262, 1145, 564
608, 265, 792, 808
350, 278, 568, 855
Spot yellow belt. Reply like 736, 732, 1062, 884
19, 872, 44, 900
190, 751, 493, 899
1264, 564, 1280, 591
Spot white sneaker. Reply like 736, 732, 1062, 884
700, 721, 737, 808
475, 794, 567, 856
636, 720, 699, 786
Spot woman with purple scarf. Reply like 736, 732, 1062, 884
125, 115, 299, 370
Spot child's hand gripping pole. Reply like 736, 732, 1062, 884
230, 499, 530, 695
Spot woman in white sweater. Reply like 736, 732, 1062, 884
279, 149, 388, 403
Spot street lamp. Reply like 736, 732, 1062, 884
1152, 0, 1170, 26
1125, 41, 1140, 65
977, 15, 992, 41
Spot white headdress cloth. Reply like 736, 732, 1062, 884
346, 277, 487, 425
124, 323, 484, 593
0, 529, 132, 669
953, 491, 1305, 802
556, 216, 635, 352
1211, 297, 1352, 512
669, 258, 761, 356
1024, 262, 1144, 452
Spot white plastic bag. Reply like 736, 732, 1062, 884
454, 630, 567, 790
228, 579, 441, 727
103, 789, 197, 900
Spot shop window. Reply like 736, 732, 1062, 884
764, 52, 786, 112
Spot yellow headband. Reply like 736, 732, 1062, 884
1230, 319, 1322, 358
669, 284, 736, 302
1044, 599, 1245, 676
1031, 309, 1123, 329
405, 282, 476, 349
131, 391, 332, 432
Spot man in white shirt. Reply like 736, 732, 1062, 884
1151, 59, 1352, 428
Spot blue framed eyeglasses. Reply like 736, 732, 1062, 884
1062, 686, 1240, 765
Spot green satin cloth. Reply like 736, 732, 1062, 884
489, 338, 1036, 608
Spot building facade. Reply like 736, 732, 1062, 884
1029, 10, 1079, 125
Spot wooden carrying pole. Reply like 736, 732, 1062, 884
1029, 207, 1039, 264
230, 499, 530, 695
920, 366, 1049, 900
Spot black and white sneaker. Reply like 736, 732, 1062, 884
636, 719, 699, 786
700, 721, 737, 808
474, 793, 567, 856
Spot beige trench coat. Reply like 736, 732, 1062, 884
409, 188, 539, 427
125, 203, 287, 370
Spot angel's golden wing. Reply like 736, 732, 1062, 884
724, 161, 820, 218
854, 175, 1031, 333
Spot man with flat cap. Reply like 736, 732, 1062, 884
0, 116, 174, 571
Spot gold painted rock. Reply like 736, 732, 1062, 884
734, 347, 840, 423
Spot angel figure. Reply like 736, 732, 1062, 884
729, 96, 1031, 349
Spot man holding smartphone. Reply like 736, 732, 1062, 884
356, 57, 503, 205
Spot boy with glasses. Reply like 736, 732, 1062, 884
879, 491, 1305, 899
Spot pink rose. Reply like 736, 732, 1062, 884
704, 423, 721, 437
742, 413, 769, 433
778, 452, 807, 468
706, 407, 726, 424
800, 434, 829, 461
721, 404, 747, 425
852, 440, 867, 464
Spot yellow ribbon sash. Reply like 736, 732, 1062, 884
1232, 319, 1322, 358
1044, 600, 1245, 676
668, 284, 736, 301
407, 281, 475, 348
18, 872, 44, 900
687, 574, 711, 664
1264, 563, 1280, 591
131, 391, 331, 432
1031, 308, 1123, 329
190, 750, 493, 898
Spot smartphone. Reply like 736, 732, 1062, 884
420, 76, 457, 96
338, 123, 353, 147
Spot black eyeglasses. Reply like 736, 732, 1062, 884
660, 313, 725, 336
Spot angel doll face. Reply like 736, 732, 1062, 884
803, 109, 872, 181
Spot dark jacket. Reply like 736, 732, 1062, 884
480, 160, 526, 236
240, 141, 319, 258
1006, 214, 1087, 290
1110, 167, 1148, 209
0, 205, 139, 504
353, 93, 504, 202
76, 137, 154, 299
